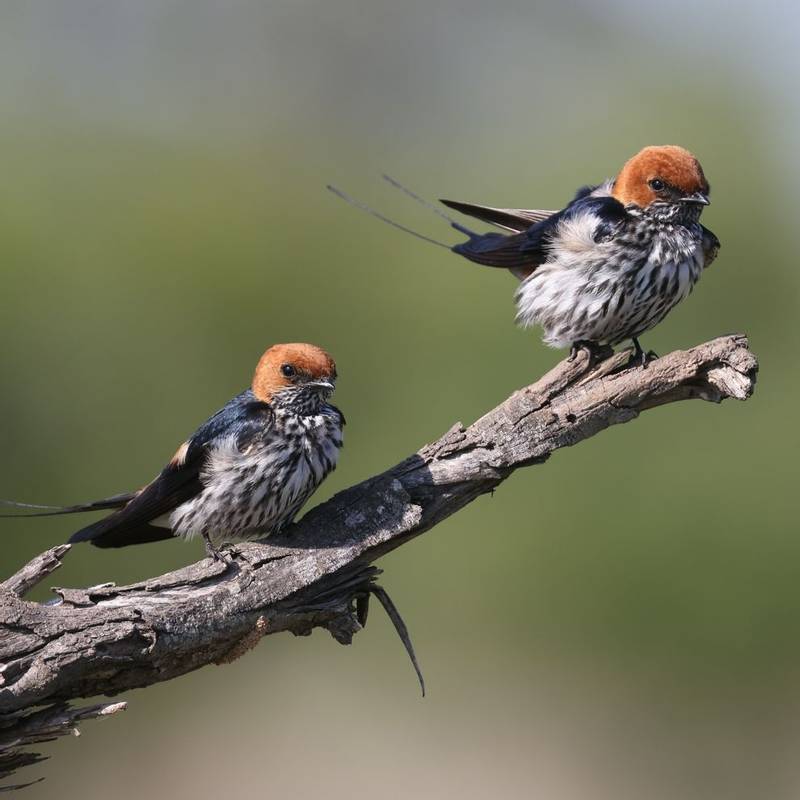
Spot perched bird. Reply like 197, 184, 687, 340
330, 145, 720, 365
1, 343, 344, 558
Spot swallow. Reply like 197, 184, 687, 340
1, 343, 344, 559
330, 145, 719, 365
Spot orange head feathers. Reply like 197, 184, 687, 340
612, 146, 710, 209
252, 343, 337, 404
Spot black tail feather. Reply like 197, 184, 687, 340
69, 521, 174, 547
380, 174, 477, 236
0, 492, 136, 519
452, 231, 537, 269
327, 184, 453, 249
329, 176, 539, 275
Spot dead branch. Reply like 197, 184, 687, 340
0, 335, 758, 786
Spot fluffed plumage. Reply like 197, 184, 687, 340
331, 145, 720, 360
2, 343, 344, 556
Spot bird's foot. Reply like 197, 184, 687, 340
203, 533, 232, 565
628, 338, 658, 369
568, 340, 604, 363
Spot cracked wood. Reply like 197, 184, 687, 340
0, 334, 757, 783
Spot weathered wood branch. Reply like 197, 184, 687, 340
0, 700, 126, 792
0, 335, 757, 785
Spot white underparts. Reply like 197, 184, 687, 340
167, 408, 343, 545
515, 205, 706, 348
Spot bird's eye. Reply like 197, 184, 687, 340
281, 364, 296, 377
649, 179, 665, 191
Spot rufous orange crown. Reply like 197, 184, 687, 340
612, 145, 709, 208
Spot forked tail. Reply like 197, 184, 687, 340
327, 174, 483, 251
328, 175, 538, 274
0, 493, 135, 518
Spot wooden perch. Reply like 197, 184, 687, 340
0, 334, 758, 786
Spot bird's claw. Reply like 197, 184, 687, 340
203, 534, 232, 565
629, 338, 658, 369
644, 350, 659, 366
568, 340, 604, 363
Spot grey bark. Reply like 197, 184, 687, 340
0, 335, 758, 786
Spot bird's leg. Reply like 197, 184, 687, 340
629, 337, 658, 369
631, 337, 645, 366
202, 531, 231, 565
568, 340, 603, 363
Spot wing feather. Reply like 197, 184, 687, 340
68, 450, 205, 545
439, 199, 558, 233
69, 392, 273, 547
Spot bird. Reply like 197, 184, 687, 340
0, 343, 344, 559
329, 145, 720, 366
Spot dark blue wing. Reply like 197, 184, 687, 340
521, 193, 627, 254
69, 391, 273, 548
449, 185, 627, 274
184, 390, 272, 460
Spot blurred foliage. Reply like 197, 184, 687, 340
0, 1, 798, 798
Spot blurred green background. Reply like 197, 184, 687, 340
0, 1, 798, 797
